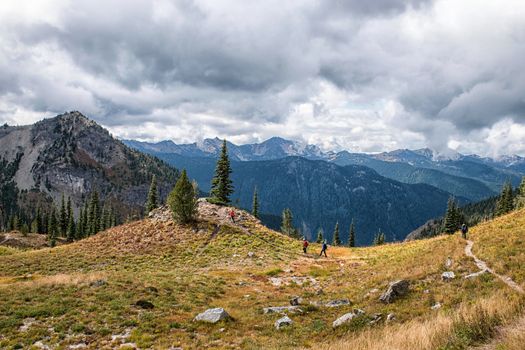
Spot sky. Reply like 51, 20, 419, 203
1, 0, 525, 157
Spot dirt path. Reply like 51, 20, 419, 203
465, 240, 524, 294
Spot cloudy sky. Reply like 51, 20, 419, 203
1, 0, 525, 157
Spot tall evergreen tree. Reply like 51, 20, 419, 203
47, 208, 58, 246
66, 211, 75, 241
209, 140, 234, 204
145, 175, 159, 215
496, 182, 514, 216
348, 219, 356, 247
168, 169, 198, 224
252, 187, 259, 218
443, 197, 460, 234
316, 228, 324, 243
88, 191, 100, 235
373, 229, 386, 245
515, 176, 525, 209
59, 194, 67, 236
280, 208, 295, 237
77, 208, 84, 239
35, 206, 43, 233
332, 222, 341, 246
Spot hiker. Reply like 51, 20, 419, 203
303, 238, 309, 254
461, 223, 468, 239
229, 209, 236, 223
319, 240, 328, 257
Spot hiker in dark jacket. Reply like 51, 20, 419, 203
461, 223, 468, 239
320, 240, 328, 257
229, 209, 236, 223
303, 238, 309, 254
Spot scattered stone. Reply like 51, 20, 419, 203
194, 308, 231, 323
269, 277, 283, 287
120, 343, 137, 349
135, 300, 154, 309
263, 306, 302, 314
219, 328, 226, 333
247, 252, 255, 258
111, 328, 132, 342
275, 316, 293, 330
386, 313, 396, 322
441, 271, 455, 281
423, 289, 430, 294
19, 318, 36, 332
325, 299, 352, 307
32, 341, 51, 350
283, 268, 294, 273
445, 257, 453, 268
332, 312, 358, 328
89, 279, 107, 287
237, 281, 248, 286
289, 296, 303, 306
464, 270, 488, 279
68, 343, 88, 349
379, 280, 410, 303
369, 313, 383, 325
431, 302, 442, 310
145, 286, 159, 294
353, 308, 365, 315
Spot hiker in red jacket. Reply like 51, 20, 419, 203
229, 209, 236, 223
303, 238, 309, 254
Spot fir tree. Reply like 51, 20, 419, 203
168, 169, 198, 224
209, 140, 233, 205
373, 229, 386, 245
88, 191, 100, 235
252, 187, 259, 218
59, 194, 67, 236
280, 208, 295, 237
47, 208, 58, 244
66, 211, 75, 241
77, 208, 84, 239
515, 176, 525, 209
443, 197, 460, 234
348, 219, 356, 247
145, 175, 159, 215
316, 228, 324, 243
31, 219, 39, 233
35, 207, 42, 233
496, 182, 514, 216
332, 222, 341, 246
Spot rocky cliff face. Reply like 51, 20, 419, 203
0, 112, 179, 218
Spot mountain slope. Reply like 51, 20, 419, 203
0, 203, 523, 349
0, 112, 179, 222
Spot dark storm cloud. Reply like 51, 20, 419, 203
1, 0, 525, 156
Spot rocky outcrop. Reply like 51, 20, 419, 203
275, 316, 293, 330
379, 280, 410, 303
441, 271, 455, 281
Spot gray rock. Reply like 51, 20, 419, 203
369, 313, 383, 325
289, 296, 303, 306
441, 271, 455, 281
386, 313, 396, 322
445, 257, 453, 268
353, 308, 365, 315
431, 302, 442, 310
247, 252, 255, 258
263, 306, 302, 314
332, 312, 357, 328
325, 299, 352, 307
379, 280, 410, 303
194, 308, 231, 323
274, 316, 293, 330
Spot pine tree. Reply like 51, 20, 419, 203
35, 207, 42, 233
168, 169, 198, 224
332, 222, 341, 246
316, 228, 324, 243
47, 209, 58, 245
348, 219, 356, 247
209, 140, 233, 205
515, 176, 525, 209
373, 229, 386, 245
88, 191, 100, 235
59, 194, 67, 236
496, 182, 514, 216
443, 197, 460, 234
77, 208, 84, 239
252, 187, 259, 218
145, 175, 159, 215
66, 211, 75, 241
31, 219, 39, 233
280, 208, 295, 237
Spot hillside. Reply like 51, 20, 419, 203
0, 112, 179, 225
125, 154, 455, 244
1, 203, 524, 349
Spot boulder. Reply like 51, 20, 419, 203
379, 280, 410, 303
386, 313, 396, 322
135, 300, 154, 309
431, 302, 442, 310
289, 296, 303, 306
274, 316, 293, 330
194, 308, 231, 323
332, 312, 357, 328
263, 306, 302, 314
441, 271, 455, 281
325, 299, 352, 307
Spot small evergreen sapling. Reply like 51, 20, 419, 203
168, 170, 198, 224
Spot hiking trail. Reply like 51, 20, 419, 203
465, 239, 524, 294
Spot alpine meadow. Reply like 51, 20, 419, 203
1, 1, 525, 349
